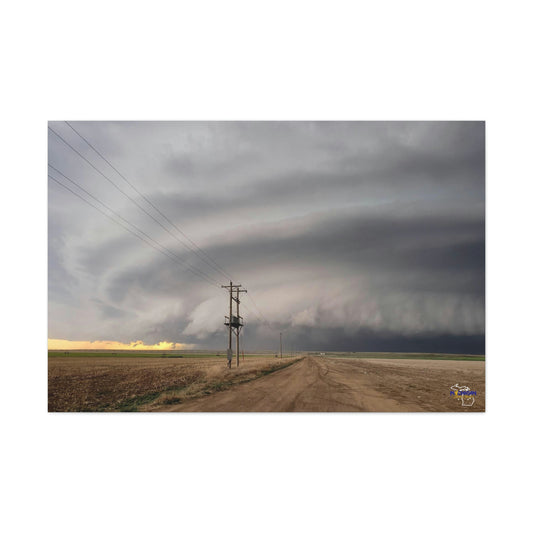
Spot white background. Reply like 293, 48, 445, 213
2, 1, 532, 532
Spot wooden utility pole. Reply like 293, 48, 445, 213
280, 332, 282, 359
235, 286, 247, 367
227, 281, 233, 368
222, 282, 247, 368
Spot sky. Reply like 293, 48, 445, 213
48, 121, 485, 354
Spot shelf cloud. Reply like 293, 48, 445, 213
48, 121, 485, 353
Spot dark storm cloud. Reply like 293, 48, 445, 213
88, 208, 484, 348
48, 121, 485, 353
278, 326, 485, 355
204, 211, 484, 271
147, 123, 484, 242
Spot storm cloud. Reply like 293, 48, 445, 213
48, 121, 485, 353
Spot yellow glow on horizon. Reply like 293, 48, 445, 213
48, 338, 194, 351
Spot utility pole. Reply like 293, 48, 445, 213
280, 332, 282, 359
222, 282, 247, 368
235, 286, 247, 367
226, 281, 233, 368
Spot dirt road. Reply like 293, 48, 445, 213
162, 356, 485, 412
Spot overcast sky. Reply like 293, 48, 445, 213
48, 121, 485, 353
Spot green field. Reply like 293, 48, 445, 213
48, 350, 484, 361
319, 352, 485, 362
47, 350, 276, 358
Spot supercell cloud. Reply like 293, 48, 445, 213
48, 122, 485, 353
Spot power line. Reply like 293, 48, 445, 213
62, 121, 233, 281
48, 125, 228, 284
240, 300, 275, 332
48, 174, 220, 288
246, 292, 276, 331
49, 124, 281, 341
48, 163, 221, 286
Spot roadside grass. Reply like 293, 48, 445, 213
117, 391, 166, 412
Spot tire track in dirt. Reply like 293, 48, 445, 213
158, 356, 436, 412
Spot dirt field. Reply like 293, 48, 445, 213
48, 356, 297, 412
49, 355, 484, 412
